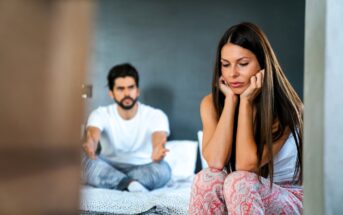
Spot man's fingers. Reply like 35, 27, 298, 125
87, 150, 96, 160
90, 153, 97, 160
82, 144, 97, 160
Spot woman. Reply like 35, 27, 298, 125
189, 22, 303, 214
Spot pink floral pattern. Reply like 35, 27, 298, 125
189, 168, 303, 215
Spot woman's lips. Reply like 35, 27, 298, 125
230, 82, 244, 88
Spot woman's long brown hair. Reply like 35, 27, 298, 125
212, 23, 303, 185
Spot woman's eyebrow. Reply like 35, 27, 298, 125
221, 57, 250, 62
237, 57, 250, 61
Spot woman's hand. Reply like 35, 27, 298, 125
240, 69, 264, 103
219, 76, 238, 104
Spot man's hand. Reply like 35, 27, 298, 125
151, 142, 169, 162
82, 139, 97, 160
151, 131, 169, 162
82, 127, 101, 160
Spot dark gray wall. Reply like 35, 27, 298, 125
86, 0, 305, 140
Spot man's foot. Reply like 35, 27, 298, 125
127, 181, 149, 193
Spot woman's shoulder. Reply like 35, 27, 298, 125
200, 93, 213, 106
200, 93, 213, 110
200, 93, 217, 120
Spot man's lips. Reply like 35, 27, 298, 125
230, 82, 244, 88
123, 99, 133, 103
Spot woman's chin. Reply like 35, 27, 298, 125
232, 88, 244, 95
232, 86, 248, 95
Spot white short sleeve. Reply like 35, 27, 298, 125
86, 108, 107, 131
150, 110, 170, 136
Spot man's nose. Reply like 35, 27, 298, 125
123, 88, 130, 96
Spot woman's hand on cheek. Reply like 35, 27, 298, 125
240, 69, 264, 103
219, 76, 238, 103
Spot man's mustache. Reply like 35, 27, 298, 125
120, 96, 134, 103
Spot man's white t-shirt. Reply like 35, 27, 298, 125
87, 102, 170, 165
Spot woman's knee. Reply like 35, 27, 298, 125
189, 168, 228, 213
223, 171, 259, 195
202, 167, 227, 179
192, 168, 227, 190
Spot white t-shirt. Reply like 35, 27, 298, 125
87, 102, 170, 165
273, 132, 299, 183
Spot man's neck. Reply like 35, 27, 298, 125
116, 103, 139, 120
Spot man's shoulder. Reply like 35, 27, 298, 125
91, 104, 116, 116
139, 103, 167, 117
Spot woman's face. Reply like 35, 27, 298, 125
220, 43, 261, 94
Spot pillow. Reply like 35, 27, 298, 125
164, 140, 198, 180
197, 131, 208, 169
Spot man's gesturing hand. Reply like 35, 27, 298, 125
82, 127, 101, 160
151, 131, 169, 162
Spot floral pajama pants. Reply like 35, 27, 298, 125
188, 168, 303, 215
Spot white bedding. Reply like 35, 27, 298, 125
80, 140, 197, 214
80, 177, 193, 215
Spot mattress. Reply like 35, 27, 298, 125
80, 177, 193, 215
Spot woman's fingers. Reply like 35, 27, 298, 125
250, 75, 257, 89
251, 69, 264, 90
241, 70, 265, 101
219, 76, 227, 86
256, 72, 262, 88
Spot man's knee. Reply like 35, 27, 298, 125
129, 160, 171, 190
151, 160, 172, 185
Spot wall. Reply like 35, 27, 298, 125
324, 0, 343, 213
86, 0, 305, 140
303, 0, 325, 213
304, 0, 343, 214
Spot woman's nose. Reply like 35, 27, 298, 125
229, 66, 239, 77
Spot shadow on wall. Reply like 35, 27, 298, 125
141, 84, 196, 140
142, 84, 174, 114
141, 84, 174, 138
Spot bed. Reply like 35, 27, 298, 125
79, 140, 198, 215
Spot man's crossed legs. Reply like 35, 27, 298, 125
82, 155, 171, 192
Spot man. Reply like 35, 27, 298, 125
82, 63, 171, 192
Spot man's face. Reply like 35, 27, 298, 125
109, 76, 139, 110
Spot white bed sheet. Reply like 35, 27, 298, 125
80, 176, 193, 215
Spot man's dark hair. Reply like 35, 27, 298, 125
107, 63, 139, 90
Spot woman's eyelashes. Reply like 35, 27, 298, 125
239, 62, 249, 67
221, 62, 249, 68
222, 63, 230, 68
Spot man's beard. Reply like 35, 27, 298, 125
114, 96, 138, 110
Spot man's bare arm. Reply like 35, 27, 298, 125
82, 126, 101, 160
151, 131, 168, 162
